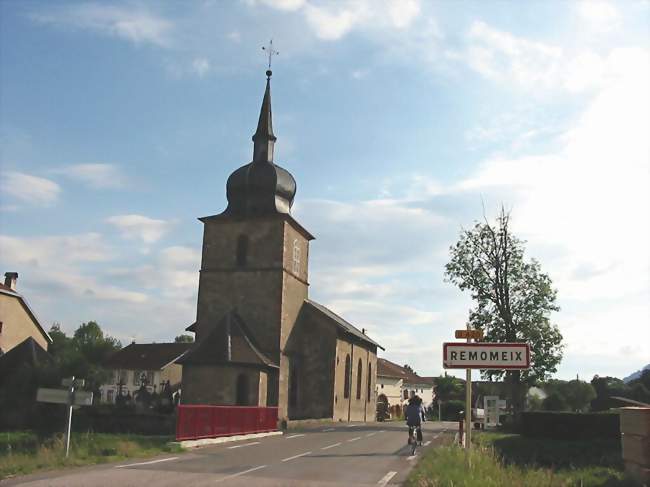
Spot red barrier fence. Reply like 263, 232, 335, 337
176, 405, 279, 441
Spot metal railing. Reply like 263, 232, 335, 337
176, 405, 279, 441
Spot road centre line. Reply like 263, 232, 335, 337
377, 471, 397, 486
322, 428, 335, 432
115, 457, 179, 468
347, 436, 361, 442
286, 434, 305, 439
215, 465, 267, 483
346, 424, 358, 427
282, 451, 312, 462
321, 442, 341, 450
228, 441, 260, 449
366, 432, 377, 437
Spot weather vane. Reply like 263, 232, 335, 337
262, 39, 278, 74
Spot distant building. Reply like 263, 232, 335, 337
376, 358, 435, 418
0, 272, 52, 355
101, 342, 191, 404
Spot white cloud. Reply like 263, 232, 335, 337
106, 214, 173, 244
54, 163, 127, 189
191, 57, 211, 77
32, 4, 173, 47
0, 171, 61, 207
304, 3, 366, 41
258, 0, 306, 11
387, 0, 420, 29
0, 233, 111, 264
576, 1, 621, 32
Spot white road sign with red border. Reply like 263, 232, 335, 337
443, 342, 530, 370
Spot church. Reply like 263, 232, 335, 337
178, 68, 383, 423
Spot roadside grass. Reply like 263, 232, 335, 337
406, 431, 635, 487
0, 431, 182, 479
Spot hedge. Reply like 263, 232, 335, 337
521, 411, 620, 440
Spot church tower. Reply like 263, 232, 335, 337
190, 69, 314, 416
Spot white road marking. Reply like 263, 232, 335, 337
407, 455, 417, 461
377, 471, 397, 486
286, 434, 305, 439
366, 432, 377, 437
322, 428, 336, 432
282, 451, 312, 462
423, 440, 431, 446
347, 436, 362, 442
322, 442, 341, 450
115, 457, 179, 468
215, 465, 267, 482
346, 424, 358, 428
228, 441, 260, 449
378, 430, 386, 433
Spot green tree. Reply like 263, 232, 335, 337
542, 392, 568, 411
174, 334, 194, 343
445, 208, 564, 414
561, 379, 596, 412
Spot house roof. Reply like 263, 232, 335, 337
104, 343, 192, 370
177, 310, 278, 369
377, 358, 432, 386
0, 337, 53, 381
0, 285, 52, 345
304, 299, 384, 350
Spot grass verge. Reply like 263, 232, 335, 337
0, 431, 182, 480
406, 431, 635, 487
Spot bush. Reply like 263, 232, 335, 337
521, 411, 620, 440
440, 400, 465, 421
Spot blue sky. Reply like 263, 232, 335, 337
1, 0, 648, 381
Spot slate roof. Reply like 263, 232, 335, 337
304, 299, 384, 350
104, 343, 192, 370
377, 358, 431, 385
177, 311, 278, 369
0, 337, 53, 382
0, 285, 52, 345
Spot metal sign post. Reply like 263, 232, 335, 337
36, 377, 91, 458
464, 325, 472, 452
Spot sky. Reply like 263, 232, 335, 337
1, 0, 648, 381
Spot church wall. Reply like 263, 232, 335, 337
181, 365, 262, 406
332, 338, 378, 422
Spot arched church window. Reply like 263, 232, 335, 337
343, 354, 351, 399
356, 359, 363, 400
367, 363, 372, 402
236, 373, 249, 405
292, 239, 301, 275
236, 235, 248, 267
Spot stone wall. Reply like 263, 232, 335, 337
332, 338, 377, 422
182, 365, 263, 406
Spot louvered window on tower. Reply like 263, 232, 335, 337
237, 235, 248, 267
292, 239, 301, 275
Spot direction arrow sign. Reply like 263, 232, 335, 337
62, 378, 85, 388
443, 343, 530, 370
455, 329, 483, 340
37, 388, 93, 406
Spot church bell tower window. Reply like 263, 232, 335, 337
292, 239, 301, 275
236, 235, 248, 267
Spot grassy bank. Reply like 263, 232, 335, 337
407, 431, 634, 487
0, 431, 182, 479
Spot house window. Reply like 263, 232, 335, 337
367, 363, 372, 402
343, 354, 351, 399
356, 359, 363, 400
0, 321, 3, 333
381, 384, 384, 389
236, 373, 249, 406
117, 370, 128, 385
403, 389, 408, 400
292, 239, 301, 275
236, 235, 248, 267
107, 390, 114, 403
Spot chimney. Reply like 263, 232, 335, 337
4, 272, 18, 290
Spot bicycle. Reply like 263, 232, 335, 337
408, 425, 421, 456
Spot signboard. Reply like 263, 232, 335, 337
484, 396, 500, 427
37, 388, 93, 406
62, 378, 85, 388
443, 343, 530, 370
455, 329, 483, 340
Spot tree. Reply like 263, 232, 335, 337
403, 364, 416, 375
445, 208, 564, 414
174, 334, 194, 343
561, 379, 596, 412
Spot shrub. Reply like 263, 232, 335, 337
440, 400, 465, 421
521, 411, 620, 440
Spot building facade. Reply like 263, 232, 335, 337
180, 69, 382, 423
376, 358, 435, 418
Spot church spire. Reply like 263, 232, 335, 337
252, 70, 277, 163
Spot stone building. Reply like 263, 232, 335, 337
179, 69, 382, 422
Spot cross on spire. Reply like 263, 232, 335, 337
262, 39, 278, 76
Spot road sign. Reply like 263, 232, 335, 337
455, 329, 483, 340
36, 388, 69, 404
443, 342, 530, 370
62, 378, 85, 388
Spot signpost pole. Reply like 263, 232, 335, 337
64, 376, 75, 458
465, 326, 472, 452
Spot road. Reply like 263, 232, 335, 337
3, 421, 456, 487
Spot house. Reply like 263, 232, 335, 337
179, 68, 383, 423
0, 272, 52, 355
101, 342, 192, 404
376, 358, 435, 418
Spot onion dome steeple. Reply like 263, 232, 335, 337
224, 69, 297, 217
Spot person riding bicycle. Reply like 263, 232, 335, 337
405, 395, 425, 445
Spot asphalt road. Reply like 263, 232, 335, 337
3, 421, 457, 487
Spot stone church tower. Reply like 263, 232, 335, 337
180, 69, 382, 423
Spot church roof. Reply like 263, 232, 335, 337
222, 70, 297, 218
303, 299, 384, 350
104, 342, 192, 370
377, 358, 430, 385
177, 310, 278, 369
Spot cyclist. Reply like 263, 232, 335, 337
405, 395, 425, 448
